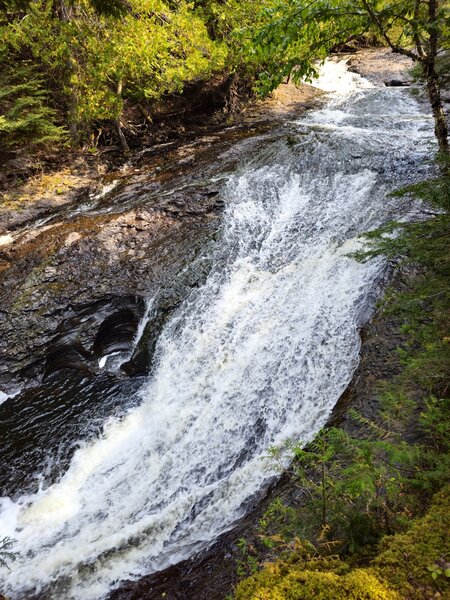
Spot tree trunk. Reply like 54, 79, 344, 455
56, 0, 79, 142
321, 462, 327, 527
425, 65, 449, 155
424, 0, 449, 156
114, 79, 129, 153
114, 119, 129, 153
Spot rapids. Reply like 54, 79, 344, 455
0, 59, 434, 599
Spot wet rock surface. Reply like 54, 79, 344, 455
345, 48, 413, 86
0, 201, 219, 391
0, 103, 325, 395
1, 118, 269, 393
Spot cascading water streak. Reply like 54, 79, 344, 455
0, 60, 434, 599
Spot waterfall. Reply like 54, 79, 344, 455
0, 59, 434, 600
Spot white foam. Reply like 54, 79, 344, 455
0, 498, 20, 538
0, 235, 13, 247
311, 57, 374, 94
0, 390, 20, 407
89, 180, 119, 201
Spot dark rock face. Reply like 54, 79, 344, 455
0, 120, 275, 395
385, 78, 411, 87
0, 152, 226, 498
121, 297, 177, 377
0, 195, 220, 393
44, 340, 94, 378
42, 296, 146, 379
93, 309, 139, 356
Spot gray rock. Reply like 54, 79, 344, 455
385, 78, 411, 87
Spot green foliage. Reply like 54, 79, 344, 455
236, 537, 260, 578
372, 485, 450, 599
355, 167, 450, 395
357, 172, 450, 266
262, 425, 424, 556
427, 561, 450, 581
252, 0, 371, 95
235, 549, 398, 600
0, 0, 277, 148
194, 0, 278, 80
0, 65, 67, 150
0, 536, 18, 570
1, 0, 228, 134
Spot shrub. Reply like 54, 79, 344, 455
0, 66, 67, 151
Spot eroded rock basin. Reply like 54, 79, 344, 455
0, 133, 244, 494
0, 146, 228, 393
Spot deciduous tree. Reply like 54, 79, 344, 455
255, 0, 450, 153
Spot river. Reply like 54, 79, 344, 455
0, 59, 434, 599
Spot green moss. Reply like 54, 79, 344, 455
235, 560, 397, 600
372, 485, 450, 599
235, 487, 450, 600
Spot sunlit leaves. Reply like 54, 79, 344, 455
0, 0, 231, 141
252, 0, 450, 95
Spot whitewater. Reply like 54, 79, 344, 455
0, 60, 434, 599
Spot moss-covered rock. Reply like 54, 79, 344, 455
235, 561, 397, 600
372, 485, 450, 599
235, 486, 450, 600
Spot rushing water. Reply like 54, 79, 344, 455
0, 60, 434, 599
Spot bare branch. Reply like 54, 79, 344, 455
360, 0, 421, 61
